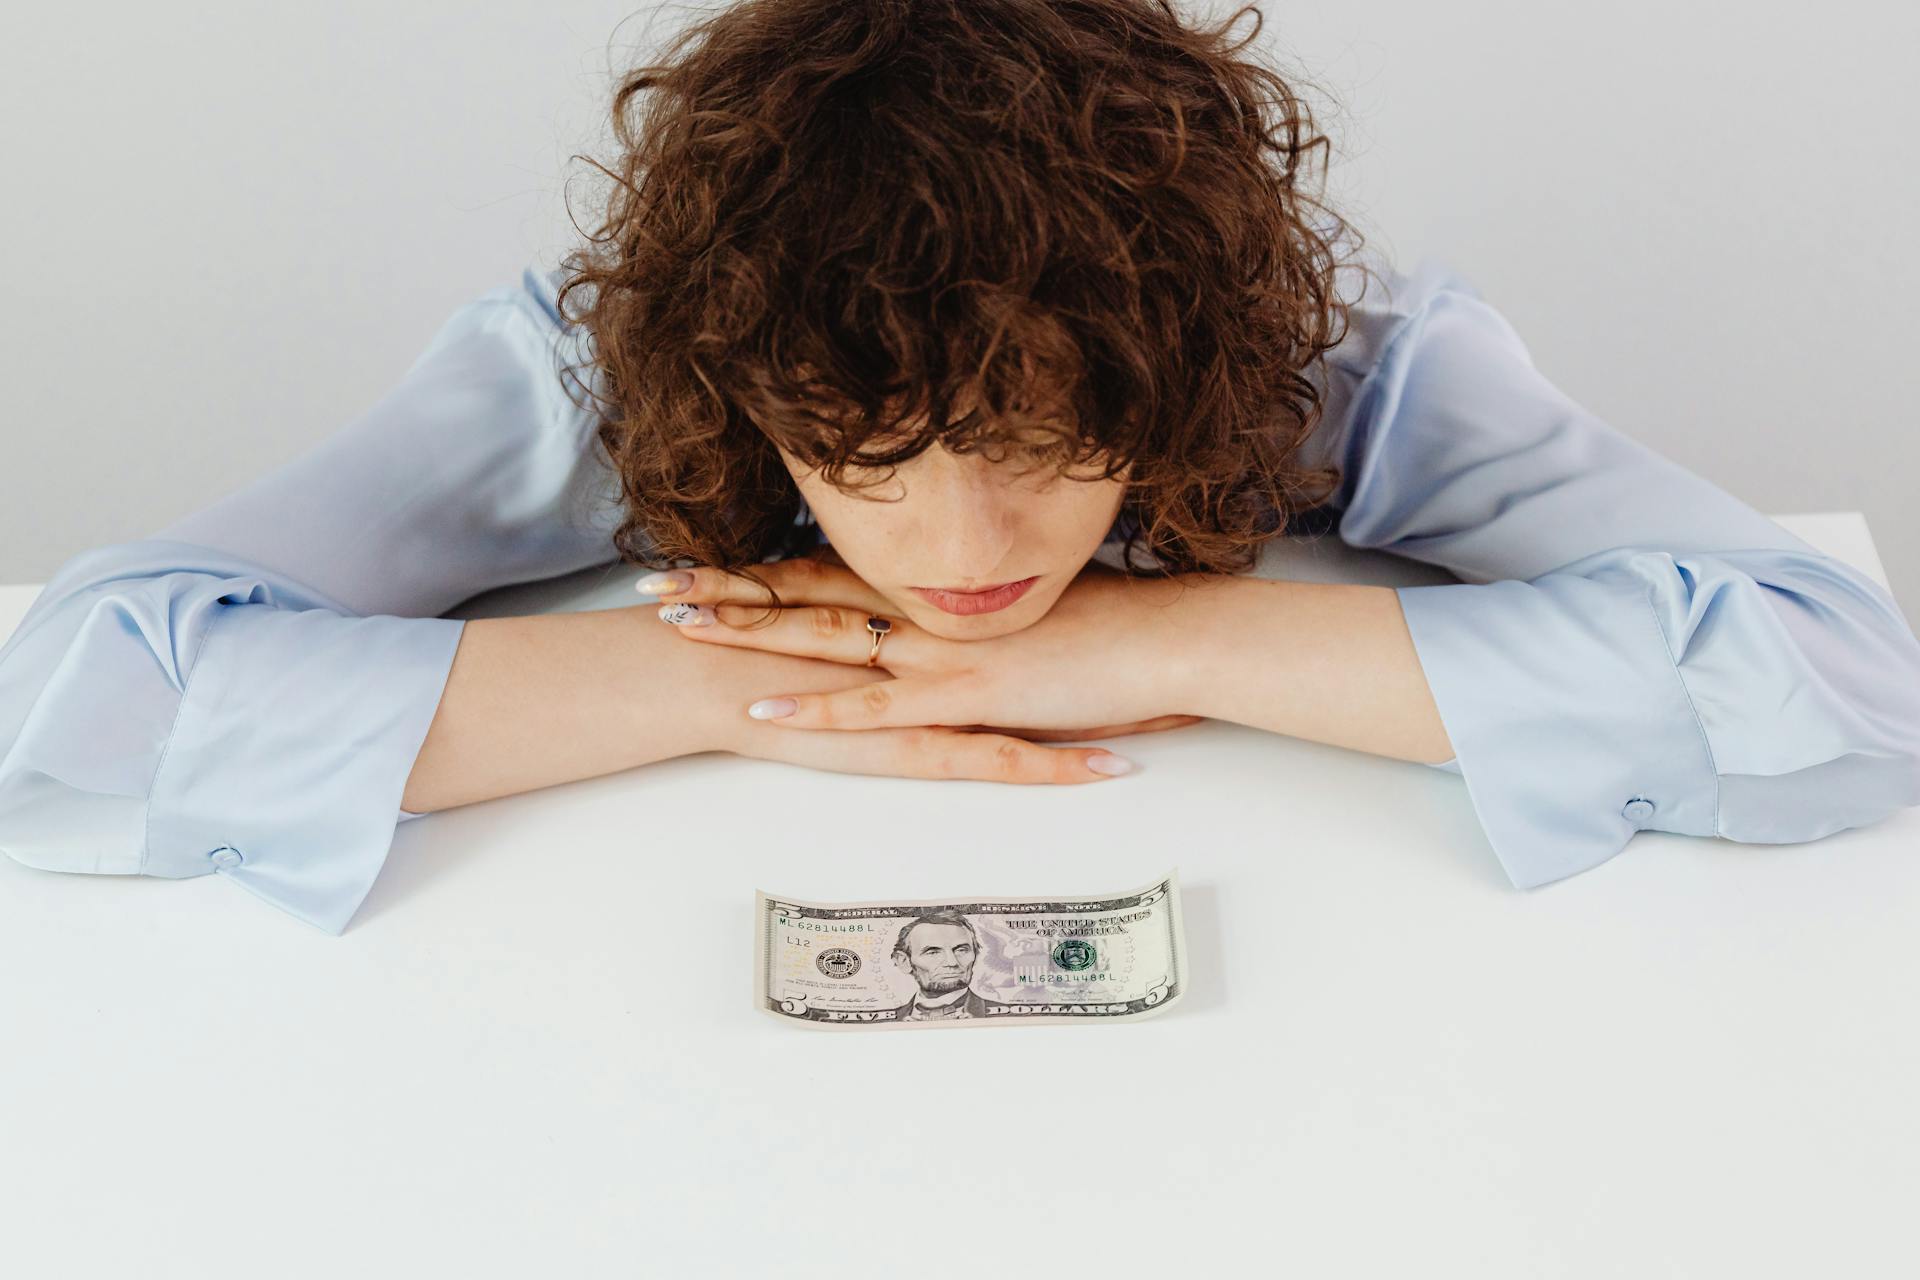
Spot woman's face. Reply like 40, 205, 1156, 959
774, 433, 1130, 641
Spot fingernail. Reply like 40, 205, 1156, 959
748, 697, 797, 720
1086, 753, 1133, 776
659, 603, 714, 627
638, 570, 694, 596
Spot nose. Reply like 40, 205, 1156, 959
916, 449, 1017, 583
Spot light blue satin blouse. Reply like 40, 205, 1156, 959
3, 251, 1918, 935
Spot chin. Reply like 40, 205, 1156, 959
907, 599, 1048, 640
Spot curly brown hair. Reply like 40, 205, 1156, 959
554, 0, 1377, 605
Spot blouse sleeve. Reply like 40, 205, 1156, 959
0, 261, 625, 934
1305, 248, 1920, 888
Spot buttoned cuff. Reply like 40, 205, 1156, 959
1393, 572, 1720, 887
142, 604, 465, 934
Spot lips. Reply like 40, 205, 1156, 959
909, 576, 1039, 616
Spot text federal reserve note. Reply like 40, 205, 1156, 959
754, 869, 1186, 1028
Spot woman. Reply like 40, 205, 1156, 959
3, 0, 1917, 935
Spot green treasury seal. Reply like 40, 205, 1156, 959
1051, 938, 1097, 971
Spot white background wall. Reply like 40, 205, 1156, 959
3, 1, 1915, 611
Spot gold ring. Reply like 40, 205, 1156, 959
864, 616, 893, 667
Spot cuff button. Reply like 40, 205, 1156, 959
1621, 798, 1656, 823
208, 847, 244, 869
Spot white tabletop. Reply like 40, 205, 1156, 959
2, 513, 1914, 1279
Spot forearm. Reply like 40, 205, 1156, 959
1169, 576, 1455, 766
399, 607, 702, 812
400, 605, 887, 813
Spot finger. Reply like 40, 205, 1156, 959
664, 602, 935, 672
744, 676, 964, 729
947, 716, 1202, 739
741, 724, 1134, 784
739, 705, 1187, 750
635, 553, 891, 615
998, 715, 1206, 742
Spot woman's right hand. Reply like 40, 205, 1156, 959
686, 641, 1198, 784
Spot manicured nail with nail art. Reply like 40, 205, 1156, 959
1086, 753, 1133, 776
638, 570, 694, 595
748, 698, 797, 719
658, 602, 715, 626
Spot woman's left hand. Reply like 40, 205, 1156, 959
641, 552, 1206, 743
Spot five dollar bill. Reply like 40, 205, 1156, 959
755, 869, 1187, 1028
